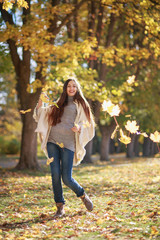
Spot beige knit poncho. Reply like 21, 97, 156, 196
33, 101, 95, 166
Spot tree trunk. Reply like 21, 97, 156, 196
99, 120, 116, 161
1, 0, 87, 170
134, 134, 140, 157
115, 140, 121, 153
92, 133, 100, 154
150, 141, 157, 156
83, 140, 94, 163
110, 139, 115, 154
100, 129, 111, 161
16, 111, 39, 169
126, 134, 136, 158
154, 143, 159, 155
143, 137, 151, 157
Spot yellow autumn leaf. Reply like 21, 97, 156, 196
53, 235, 64, 238
125, 120, 139, 134
82, 120, 90, 128
96, 219, 105, 225
119, 129, 131, 144
102, 100, 114, 111
17, 0, 28, 8
127, 75, 135, 84
56, 142, 64, 148
102, 100, 120, 117
40, 93, 49, 103
111, 125, 119, 139
110, 105, 121, 117
141, 215, 148, 220
150, 131, 160, 143
2, 0, 13, 11
42, 86, 49, 92
20, 109, 31, 114
46, 157, 54, 165
141, 132, 148, 137
151, 226, 159, 235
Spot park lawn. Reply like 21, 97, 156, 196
0, 157, 160, 240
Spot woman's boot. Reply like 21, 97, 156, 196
80, 193, 93, 211
54, 203, 65, 217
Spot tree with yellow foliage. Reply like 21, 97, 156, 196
0, 0, 89, 169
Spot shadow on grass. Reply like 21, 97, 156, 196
0, 210, 86, 230
0, 214, 58, 230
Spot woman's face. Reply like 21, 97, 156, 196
67, 80, 78, 97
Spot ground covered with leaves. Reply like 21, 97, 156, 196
0, 157, 160, 240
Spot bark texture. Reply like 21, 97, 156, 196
99, 121, 116, 161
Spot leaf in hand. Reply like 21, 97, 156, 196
82, 121, 90, 128
40, 93, 49, 103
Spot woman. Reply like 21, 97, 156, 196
33, 78, 95, 217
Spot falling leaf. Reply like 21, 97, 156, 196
102, 100, 114, 112
140, 132, 148, 137
127, 75, 135, 84
125, 120, 139, 134
150, 131, 160, 143
111, 125, 119, 139
20, 109, 31, 114
119, 129, 131, 144
110, 105, 121, 117
56, 142, 64, 148
102, 100, 120, 117
46, 157, 54, 165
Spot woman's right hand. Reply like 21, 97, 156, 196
37, 93, 49, 109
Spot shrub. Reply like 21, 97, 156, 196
0, 137, 20, 155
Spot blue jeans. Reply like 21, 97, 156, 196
47, 142, 84, 204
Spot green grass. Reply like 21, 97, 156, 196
0, 157, 160, 239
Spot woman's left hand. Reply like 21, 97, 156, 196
71, 125, 81, 133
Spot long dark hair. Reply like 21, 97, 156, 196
48, 79, 92, 126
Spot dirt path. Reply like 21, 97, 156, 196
0, 157, 46, 169
0, 153, 159, 169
